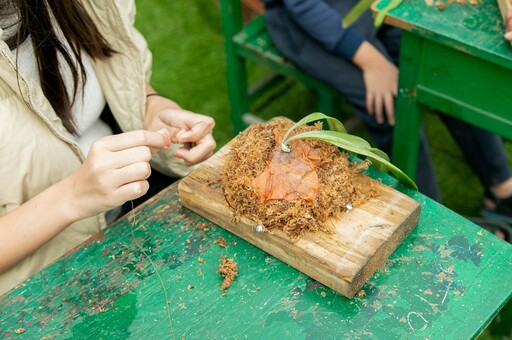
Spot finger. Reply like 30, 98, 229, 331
109, 146, 153, 169
174, 134, 216, 165
171, 119, 215, 144
160, 129, 171, 148
95, 130, 168, 153
176, 140, 215, 165
114, 179, 150, 202
374, 95, 384, 124
384, 94, 396, 126
366, 92, 374, 115
173, 125, 203, 144
109, 161, 152, 190
175, 148, 214, 167
159, 110, 215, 131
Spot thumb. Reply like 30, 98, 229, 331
148, 129, 171, 154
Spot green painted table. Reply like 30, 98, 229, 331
373, 0, 512, 179
1, 168, 511, 339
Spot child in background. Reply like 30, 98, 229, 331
262, 0, 512, 241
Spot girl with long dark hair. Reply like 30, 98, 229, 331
0, 0, 216, 294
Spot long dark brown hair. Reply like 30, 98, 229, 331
1, 0, 116, 135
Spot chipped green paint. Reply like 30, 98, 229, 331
374, 0, 512, 180
1, 174, 511, 338
374, 0, 512, 68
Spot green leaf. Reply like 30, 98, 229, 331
284, 129, 418, 190
374, 0, 403, 27
287, 130, 372, 150
342, 0, 404, 29
342, 0, 375, 28
368, 147, 390, 162
282, 112, 347, 145
325, 116, 347, 134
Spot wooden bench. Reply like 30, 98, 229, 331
220, 0, 341, 134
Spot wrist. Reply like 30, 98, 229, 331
145, 92, 182, 127
56, 175, 92, 223
146, 92, 166, 99
353, 42, 389, 71
335, 28, 365, 61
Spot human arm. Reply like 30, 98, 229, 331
352, 42, 398, 125
143, 83, 216, 166
280, 0, 397, 125
281, 0, 365, 59
0, 130, 169, 273
115, 0, 215, 164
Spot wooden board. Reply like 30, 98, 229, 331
178, 137, 421, 298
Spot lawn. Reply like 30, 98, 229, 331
134, 0, 511, 338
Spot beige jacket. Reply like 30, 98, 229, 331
0, 0, 191, 295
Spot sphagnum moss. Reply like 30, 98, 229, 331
221, 117, 378, 241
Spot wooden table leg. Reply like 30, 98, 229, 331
392, 31, 424, 180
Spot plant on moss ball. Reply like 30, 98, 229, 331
280, 112, 418, 190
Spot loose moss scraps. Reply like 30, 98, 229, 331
221, 118, 377, 242
214, 237, 227, 248
218, 256, 238, 293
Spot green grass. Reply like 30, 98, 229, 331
134, 1, 511, 338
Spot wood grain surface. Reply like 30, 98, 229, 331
178, 137, 421, 298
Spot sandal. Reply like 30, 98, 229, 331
480, 189, 512, 224
466, 216, 512, 243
